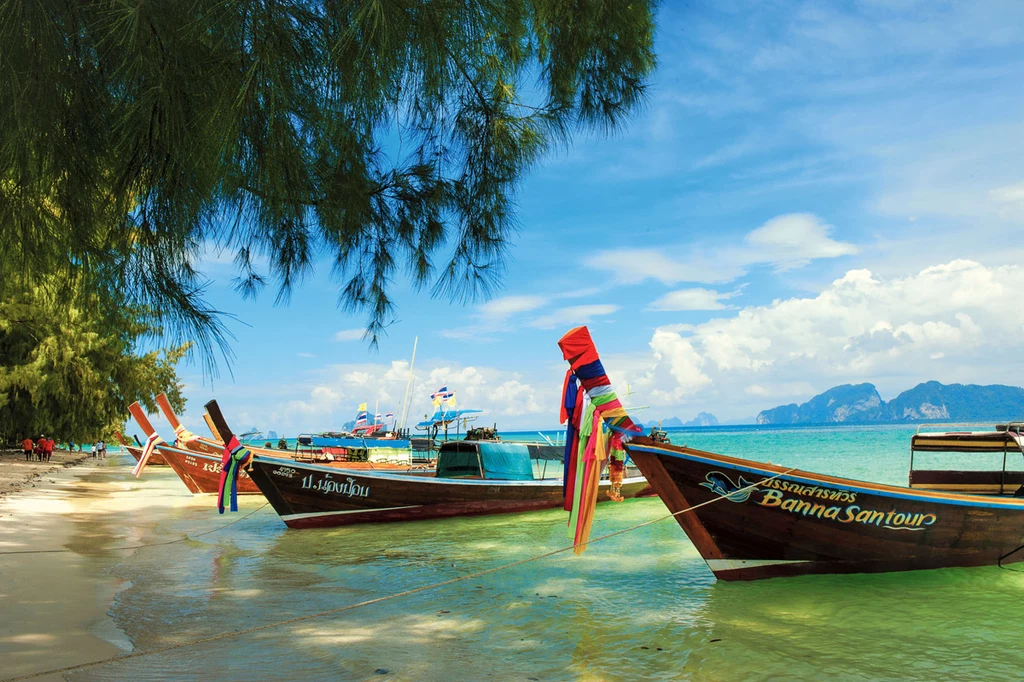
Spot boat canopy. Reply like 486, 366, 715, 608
416, 408, 483, 429
436, 441, 555, 480
912, 424, 1024, 453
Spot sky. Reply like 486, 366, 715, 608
162, 0, 1024, 438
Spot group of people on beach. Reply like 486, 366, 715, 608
21, 436, 55, 462
18, 437, 108, 462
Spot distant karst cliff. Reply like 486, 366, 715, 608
646, 412, 719, 428
756, 381, 1024, 424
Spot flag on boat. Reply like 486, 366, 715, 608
385, 411, 394, 419
557, 326, 641, 555
355, 402, 368, 425
374, 413, 383, 422
431, 384, 455, 405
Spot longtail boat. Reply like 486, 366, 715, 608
556, 325, 1024, 580
624, 432, 1024, 580
116, 423, 167, 465
205, 400, 653, 528
127, 397, 425, 496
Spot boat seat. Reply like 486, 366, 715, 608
910, 469, 1024, 495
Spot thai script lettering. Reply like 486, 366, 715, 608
271, 466, 297, 478
757, 489, 937, 531
759, 478, 856, 503
300, 473, 370, 498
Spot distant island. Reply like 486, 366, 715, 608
646, 412, 719, 428
756, 381, 1024, 424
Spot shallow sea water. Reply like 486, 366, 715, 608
60, 425, 1024, 680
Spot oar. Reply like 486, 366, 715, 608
127, 402, 164, 478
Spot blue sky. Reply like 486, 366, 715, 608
159, 1, 1024, 437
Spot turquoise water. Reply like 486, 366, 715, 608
57, 425, 1024, 680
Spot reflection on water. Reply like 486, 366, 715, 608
54, 435, 1024, 681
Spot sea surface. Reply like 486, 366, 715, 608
55, 424, 1024, 680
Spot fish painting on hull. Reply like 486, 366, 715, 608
699, 472, 760, 503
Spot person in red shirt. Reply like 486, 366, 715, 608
22, 437, 34, 461
44, 437, 55, 462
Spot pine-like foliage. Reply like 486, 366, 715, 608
0, 276, 189, 443
0, 0, 656, 361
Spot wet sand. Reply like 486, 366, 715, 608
0, 449, 91, 498
0, 456, 200, 681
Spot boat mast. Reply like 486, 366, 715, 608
398, 336, 418, 433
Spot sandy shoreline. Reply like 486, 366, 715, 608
0, 448, 92, 498
0, 456, 133, 681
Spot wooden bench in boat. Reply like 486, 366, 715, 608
910, 423, 1024, 495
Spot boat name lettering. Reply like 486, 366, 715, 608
271, 466, 298, 478
757, 489, 937, 531
300, 474, 370, 498
759, 478, 856, 503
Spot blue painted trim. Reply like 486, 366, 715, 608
629, 444, 1024, 510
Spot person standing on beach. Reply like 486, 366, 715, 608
43, 436, 54, 463
22, 437, 34, 461
98, 439, 106, 458
91, 443, 97, 458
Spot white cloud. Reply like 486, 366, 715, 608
478, 295, 548, 319
608, 259, 1024, 420
586, 213, 857, 286
530, 304, 620, 329
334, 329, 365, 342
648, 287, 736, 311
745, 213, 858, 269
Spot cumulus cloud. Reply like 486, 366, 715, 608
622, 260, 1024, 418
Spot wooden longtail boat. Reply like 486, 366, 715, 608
246, 449, 652, 529
909, 423, 1024, 494
624, 434, 1024, 581
129, 397, 427, 496
204, 400, 653, 528
116, 428, 168, 466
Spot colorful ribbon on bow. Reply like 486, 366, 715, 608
558, 326, 642, 554
217, 436, 253, 514
172, 423, 199, 447
132, 432, 164, 478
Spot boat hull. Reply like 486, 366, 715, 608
625, 437, 1024, 581
125, 445, 168, 466
156, 444, 262, 495
247, 455, 654, 529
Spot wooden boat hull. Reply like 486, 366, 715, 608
156, 444, 262, 495
247, 455, 654, 529
155, 443, 433, 496
125, 445, 168, 466
624, 436, 1024, 581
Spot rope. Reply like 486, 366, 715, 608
0, 503, 270, 555
0, 469, 795, 682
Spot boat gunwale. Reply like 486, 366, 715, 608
627, 439, 1024, 509
249, 452, 645, 488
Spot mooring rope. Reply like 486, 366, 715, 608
0, 502, 270, 555
0, 469, 796, 682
